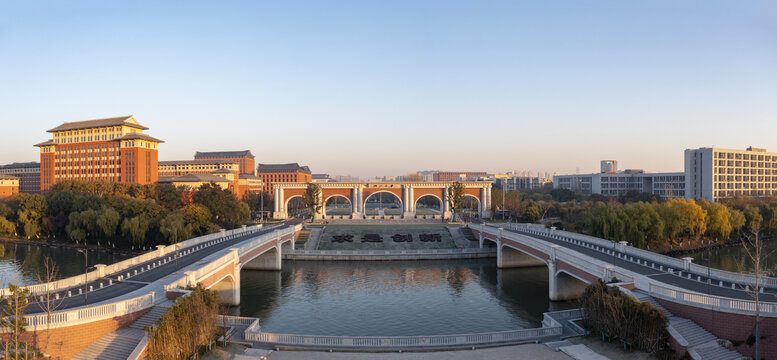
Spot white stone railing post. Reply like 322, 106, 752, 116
95, 264, 106, 278
683, 257, 693, 271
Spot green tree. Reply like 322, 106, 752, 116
743, 206, 763, 233
96, 206, 121, 238
524, 200, 542, 223
14, 194, 47, 239
729, 209, 746, 235
3, 283, 31, 358
622, 202, 664, 248
192, 183, 248, 228
302, 183, 323, 220
700, 200, 733, 241
179, 204, 213, 235
160, 211, 193, 244
122, 215, 149, 246
0, 217, 15, 236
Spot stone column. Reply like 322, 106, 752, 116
409, 187, 414, 212
480, 187, 486, 218
273, 187, 280, 212
351, 187, 359, 217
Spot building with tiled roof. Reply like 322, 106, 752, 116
257, 163, 312, 194
157, 173, 232, 191
194, 150, 255, 175
0, 162, 40, 194
0, 174, 19, 198
35, 115, 163, 192
159, 157, 262, 199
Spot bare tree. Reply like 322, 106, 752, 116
736, 227, 776, 360
34, 255, 64, 356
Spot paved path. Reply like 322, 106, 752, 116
503, 226, 777, 300
25, 219, 301, 313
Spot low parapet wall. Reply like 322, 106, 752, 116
283, 248, 496, 261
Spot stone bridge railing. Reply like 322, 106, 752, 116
23, 291, 155, 331
1, 224, 265, 297
476, 223, 777, 317
164, 224, 302, 290
506, 223, 777, 289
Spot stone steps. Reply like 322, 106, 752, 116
72, 304, 171, 360
71, 328, 144, 360
129, 305, 169, 330
631, 290, 743, 360
690, 345, 744, 360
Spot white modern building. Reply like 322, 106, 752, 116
554, 168, 685, 198
685, 146, 777, 202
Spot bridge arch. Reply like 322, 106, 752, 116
209, 272, 239, 306
549, 269, 589, 301
498, 243, 547, 268
243, 244, 282, 271
325, 194, 353, 217
364, 191, 403, 217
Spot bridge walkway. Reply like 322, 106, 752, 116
632, 290, 742, 360
25, 221, 300, 314
502, 226, 777, 301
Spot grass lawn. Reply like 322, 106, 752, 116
317, 225, 457, 250
415, 208, 440, 216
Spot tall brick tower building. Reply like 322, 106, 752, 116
35, 115, 163, 193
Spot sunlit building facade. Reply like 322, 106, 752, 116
35, 116, 163, 193
685, 146, 777, 202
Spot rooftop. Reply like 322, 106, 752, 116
159, 159, 238, 166
47, 115, 148, 133
114, 133, 164, 143
258, 163, 311, 174
0, 162, 40, 169
158, 173, 231, 184
194, 150, 255, 159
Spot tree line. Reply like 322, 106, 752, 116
0, 180, 251, 249
491, 187, 777, 249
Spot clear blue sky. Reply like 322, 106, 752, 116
1, 1, 776, 179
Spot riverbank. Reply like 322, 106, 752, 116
0, 237, 143, 257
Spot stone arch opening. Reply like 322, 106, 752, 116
415, 195, 442, 216
550, 270, 589, 301
325, 195, 352, 217
210, 273, 239, 306
285, 195, 306, 218
461, 195, 481, 218
364, 191, 403, 217
243, 245, 281, 271
498, 244, 547, 268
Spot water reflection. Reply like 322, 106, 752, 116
677, 240, 777, 274
0, 242, 132, 288
234, 260, 576, 336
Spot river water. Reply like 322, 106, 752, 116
675, 239, 777, 274
231, 260, 577, 336
0, 242, 131, 288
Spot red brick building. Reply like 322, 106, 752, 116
0, 175, 19, 198
35, 116, 163, 193
257, 163, 312, 194
194, 150, 255, 175
0, 162, 40, 194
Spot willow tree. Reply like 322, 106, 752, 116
303, 183, 323, 221
447, 182, 464, 221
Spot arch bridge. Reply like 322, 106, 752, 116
272, 181, 492, 220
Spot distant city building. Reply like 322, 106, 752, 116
555, 163, 685, 199
0, 162, 40, 194
333, 175, 360, 182
600, 160, 618, 173
685, 146, 777, 202
0, 175, 19, 198
194, 150, 255, 175
312, 174, 332, 183
35, 115, 163, 193
433, 171, 487, 182
257, 163, 312, 194
499, 173, 553, 192
415, 170, 439, 182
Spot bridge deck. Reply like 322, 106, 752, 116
501, 226, 777, 302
